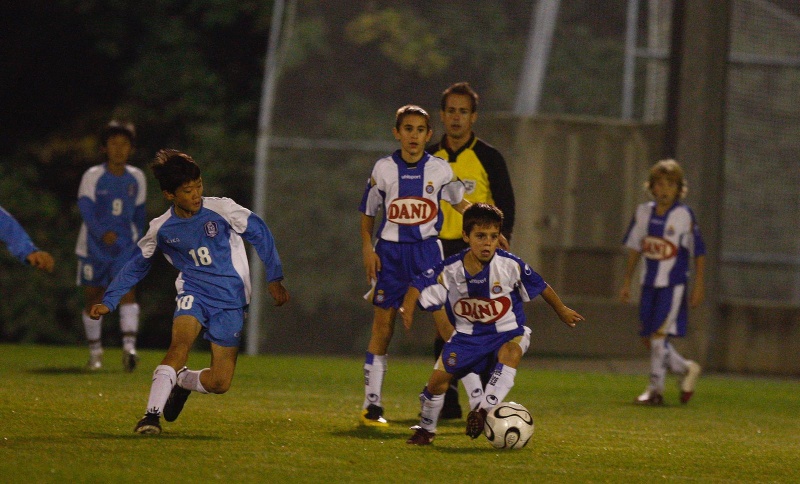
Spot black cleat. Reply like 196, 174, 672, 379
134, 412, 161, 435
465, 407, 487, 439
122, 350, 139, 373
163, 367, 191, 422
406, 426, 435, 445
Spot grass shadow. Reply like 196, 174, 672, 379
27, 367, 101, 375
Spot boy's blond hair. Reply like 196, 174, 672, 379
646, 159, 688, 199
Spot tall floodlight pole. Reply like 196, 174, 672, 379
514, 0, 560, 116
247, 0, 286, 356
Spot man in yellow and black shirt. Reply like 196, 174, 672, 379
428, 82, 516, 419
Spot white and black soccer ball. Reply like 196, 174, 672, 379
483, 401, 534, 449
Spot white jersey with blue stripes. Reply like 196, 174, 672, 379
102, 197, 284, 312
623, 201, 705, 287
359, 151, 465, 243
412, 249, 547, 336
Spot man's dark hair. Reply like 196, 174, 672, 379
440, 82, 479, 113
151, 149, 201, 193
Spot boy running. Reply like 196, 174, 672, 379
90, 149, 289, 435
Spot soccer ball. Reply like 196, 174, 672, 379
483, 402, 534, 449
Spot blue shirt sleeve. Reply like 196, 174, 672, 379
77, 196, 108, 240
101, 250, 153, 312
241, 212, 284, 283
0, 206, 39, 264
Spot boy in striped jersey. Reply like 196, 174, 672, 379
619, 159, 705, 405
400, 203, 584, 445
358, 105, 470, 427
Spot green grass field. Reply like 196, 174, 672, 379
0, 344, 797, 483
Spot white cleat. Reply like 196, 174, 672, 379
680, 361, 702, 404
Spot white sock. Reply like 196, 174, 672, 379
665, 340, 688, 374
82, 311, 103, 355
482, 364, 516, 411
177, 368, 209, 394
119, 303, 140, 352
146, 365, 177, 416
363, 352, 387, 409
461, 372, 484, 411
648, 338, 668, 393
418, 388, 444, 433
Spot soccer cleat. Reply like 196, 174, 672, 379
122, 349, 139, 373
406, 426, 435, 445
86, 354, 103, 371
163, 367, 191, 422
680, 361, 702, 404
134, 412, 162, 435
465, 406, 487, 439
634, 390, 664, 406
360, 404, 389, 428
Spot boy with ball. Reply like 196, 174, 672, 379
400, 203, 584, 445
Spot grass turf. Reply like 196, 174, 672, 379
0, 344, 797, 482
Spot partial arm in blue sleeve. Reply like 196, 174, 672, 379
0, 207, 39, 263
101, 250, 153, 312
241, 213, 284, 283
134, 203, 147, 240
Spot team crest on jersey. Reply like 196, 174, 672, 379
453, 296, 512, 324
666, 225, 675, 236
425, 182, 435, 194
204, 221, 219, 237
446, 352, 457, 367
462, 179, 476, 194
641, 235, 677, 260
387, 197, 437, 225
491, 282, 503, 294
423, 268, 435, 278
375, 290, 385, 303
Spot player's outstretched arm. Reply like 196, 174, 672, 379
268, 280, 290, 306
26, 250, 55, 272
89, 304, 110, 320
540, 285, 585, 328
399, 286, 420, 330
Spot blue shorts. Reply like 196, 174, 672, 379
174, 293, 246, 348
370, 238, 443, 309
436, 326, 531, 379
77, 255, 129, 287
639, 285, 687, 337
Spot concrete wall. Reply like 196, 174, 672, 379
473, 114, 798, 377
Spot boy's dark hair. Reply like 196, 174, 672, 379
440, 82, 479, 113
395, 105, 430, 130
463, 202, 503, 235
101, 120, 136, 145
151, 149, 201, 193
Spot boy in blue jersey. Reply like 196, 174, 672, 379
400, 203, 584, 445
75, 120, 146, 371
359, 105, 471, 427
89, 149, 289, 435
0, 205, 55, 272
619, 159, 705, 405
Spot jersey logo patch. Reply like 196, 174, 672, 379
453, 296, 512, 324
425, 182, 435, 194
204, 221, 219, 238
462, 179, 476, 194
642, 235, 677, 260
446, 351, 457, 367
387, 197, 437, 225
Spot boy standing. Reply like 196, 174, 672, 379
619, 159, 705, 405
400, 203, 584, 445
89, 149, 289, 435
0, 205, 55, 272
76, 120, 146, 371
359, 105, 470, 427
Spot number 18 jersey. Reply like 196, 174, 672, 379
102, 197, 284, 311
